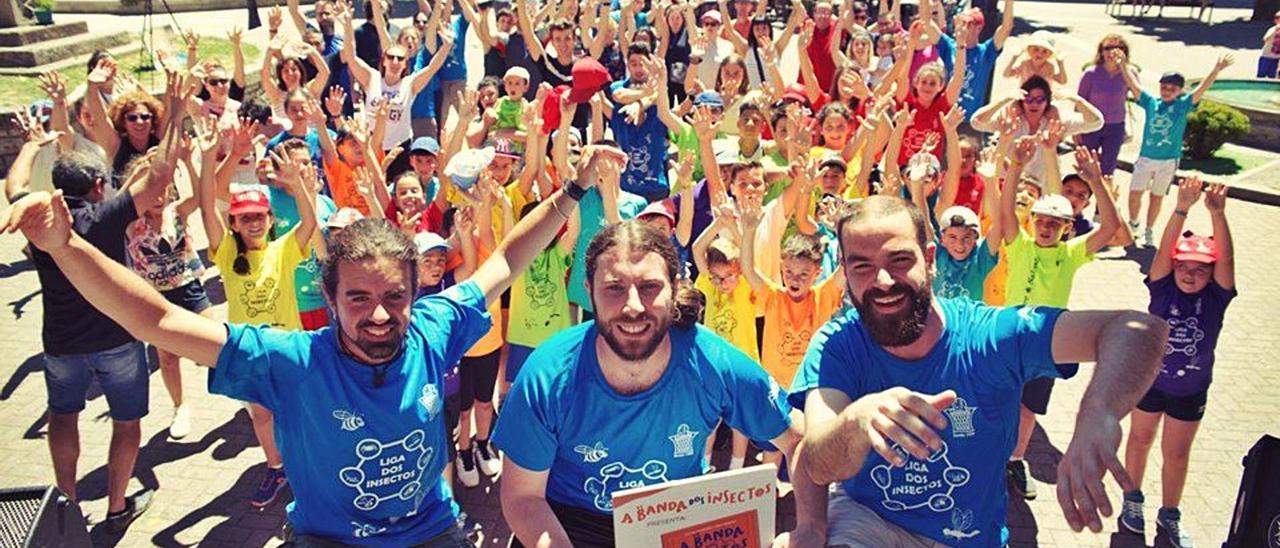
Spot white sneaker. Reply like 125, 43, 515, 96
474, 438, 502, 477
456, 450, 480, 488
169, 405, 191, 440
1143, 228, 1155, 249
1128, 221, 1141, 243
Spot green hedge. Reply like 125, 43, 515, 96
1184, 100, 1250, 160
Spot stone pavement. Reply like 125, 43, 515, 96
1, 2, 1278, 547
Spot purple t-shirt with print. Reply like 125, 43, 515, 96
1145, 275, 1236, 395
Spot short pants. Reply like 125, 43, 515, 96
826, 488, 951, 547
444, 393, 462, 461
504, 344, 535, 383
1258, 56, 1279, 79
45, 340, 149, 421
1137, 386, 1208, 421
160, 279, 212, 314
459, 348, 501, 411
1129, 156, 1179, 196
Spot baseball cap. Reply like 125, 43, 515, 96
693, 91, 725, 108
638, 201, 676, 223
414, 231, 452, 254
326, 207, 365, 229
819, 154, 847, 171
1029, 194, 1074, 220
701, 9, 722, 24
490, 138, 521, 159
444, 147, 497, 190
29, 99, 53, 124
940, 206, 981, 231
781, 84, 811, 106
410, 136, 441, 156
229, 189, 271, 216
712, 140, 739, 165
565, 58, 612, 104
1172, 232, 1218, 263
905, 152, 942, 181
1159, 71, 1186, 87
503, 66, 530, 81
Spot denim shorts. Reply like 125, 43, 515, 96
44, 341, 149, 421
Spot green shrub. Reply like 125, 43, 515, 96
1184, 100, 1250, 160
28, 0, 55, 10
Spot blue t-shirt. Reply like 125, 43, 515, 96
608, 85, 670, 199
1137, 91, 1196, 160
438, 16, 470, 82
493, 323, 792, 514
568, 187, 648, 311
1145, 275, 1236, 396
933, 237, 999, 301
790, 300, 1074, 547
411, 49, 441, 119
209, 282, 492, 543
936, 36, 1001, 123
267, 186, 337, 312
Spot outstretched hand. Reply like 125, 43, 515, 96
1057, 412, 1131, 533
0, 191, 73, 252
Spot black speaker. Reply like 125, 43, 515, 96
1223, 435, 1280, 548
0, 486, 90, 548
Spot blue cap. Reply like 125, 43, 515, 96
29, 99, 53, 123
410, 136, 441, 155
693, 91, 725, 108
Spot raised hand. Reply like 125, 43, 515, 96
1203, 181, 1227, 212
1214, 54, 1235, 72
798, 19, 815, 48
269, 148, 306, 194
191, 115, 222, 156
304, 98, 328, 128
1072, 146, 1103, 184
672, 154, 695, 195
397, 209, 423, 235
87, 58, 116, 86
325, 85, 348, 117
941, 105, 964, 130
892, 106, 916, 129
1010, 135, 1038, 166
229, 117, 262, 159
0, 191, 74, 252
38, 71, 67, 102
1174, 176, 1203, 211
227, 27, 243, 47
1040, 118, 1065, 148
268, 5, 284, 31
920, 132, 941, 154
691, 105, 720, 141
13, 110, 57, 148
183, 30, 200, 51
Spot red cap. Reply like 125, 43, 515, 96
1172, 233, 1218, 264
963, 8, 985, 27
566, 58, 612, 104
229, 189, 271, 216
638, 201, 676, 223
541, 85, 571, 134
782, 84, 811, 105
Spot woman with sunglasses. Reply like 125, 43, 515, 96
190, 62, 243, 127
341, 4, 454, 176
83, 61, 167, 189
1077, 34, 1140, 179
970, 75, 1103, 186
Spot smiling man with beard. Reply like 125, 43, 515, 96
780, 195, 1167, 548
0, 147, 617, 546
493, 220, 803, 547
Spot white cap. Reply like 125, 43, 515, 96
444, 147, 496, 190
1030, 194, 1074, 220
504, 66, 530, 81
939, 206, 981, 230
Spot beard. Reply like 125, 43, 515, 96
594, 304, 672, 362
337, 309, 406, 363
851, 276, 933, 348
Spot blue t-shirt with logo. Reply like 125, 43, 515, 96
933, 237, 999, 301
493, 323, 792, 514
1145, 275, 1236, 396
936, 36, 1001, 123
209, 282, 492, 543
789, 299, 1074, 547
609, 84, 671, 200
268, 186, 337, 313
1137, 91, 1196, 160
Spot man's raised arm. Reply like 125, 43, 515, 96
1, 192, 227, 365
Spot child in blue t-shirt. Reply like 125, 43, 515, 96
1120, 177, 1235, 546
1118, 53, 1233, 248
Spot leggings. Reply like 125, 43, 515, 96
458, 348, 501, 411
1077, 123, 1126, 176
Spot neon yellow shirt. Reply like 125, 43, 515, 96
507, 246, 573, 348
1003, 230, 1094, 308
694, 274, 759, 362
213, 227, 306, 330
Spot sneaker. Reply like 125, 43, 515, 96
1119, 490, 1145, 534
1156, 507, 1194, 548
456, 449, 480, 488
1128, 220, 1141, 242
474, 437, 502, 477
1143, 227, 1156, 249
1006, 460, 1037, 500
250, 466, 288, 508
169, 405, 191, 440
105, 490, 154, 533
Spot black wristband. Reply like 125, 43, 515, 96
564, 182, 586, 202
8, 190, 31, 203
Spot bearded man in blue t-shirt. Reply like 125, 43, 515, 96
783, 195, 1168, 548
1, 145, 630, 547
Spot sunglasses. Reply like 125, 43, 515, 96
415, 19, 428, 26
1024, 95, 1049, 105
385, 54, 407, 62
125, 113, 154, 122
207, 78, 229, 86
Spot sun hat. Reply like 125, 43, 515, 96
906, 152, 942, 181
1172, 232, 1218, 263
503, 66, 530, 81
1025, 31, 1056, 56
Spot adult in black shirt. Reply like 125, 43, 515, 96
19, 148, 169, 532
518, 14, 591, 129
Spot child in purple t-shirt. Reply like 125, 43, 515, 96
1119, 177, 1236, 547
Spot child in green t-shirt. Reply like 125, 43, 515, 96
493, 66, 531, 139
503, 202, 577, 388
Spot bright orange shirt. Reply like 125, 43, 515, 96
760, 275, 845, 385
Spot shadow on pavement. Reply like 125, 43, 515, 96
1, 352, 43, 400
1109, 16, 1268, 50
0, 259, 34, 280
150, 463, 289, 547
8, 288, 41, 320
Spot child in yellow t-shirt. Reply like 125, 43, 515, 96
691, 212, 759, 470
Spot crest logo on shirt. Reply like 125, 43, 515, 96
574, 442, 610, 463
668, 424, 700, 458
332, 409, 366, 431
943, 398, 978, 438
419, 383, 441, 420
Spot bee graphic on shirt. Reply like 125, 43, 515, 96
333, 409, 366, 431
575, 442, 609, 463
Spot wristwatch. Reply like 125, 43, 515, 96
564, 181, 587, 201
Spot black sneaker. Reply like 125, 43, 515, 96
105, 490, 154, 534
1006, 460, 1038, 500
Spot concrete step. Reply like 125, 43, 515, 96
0, 21, 90, 47
0, 29, 133, 69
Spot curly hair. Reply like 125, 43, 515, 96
108, 90, 165, 137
